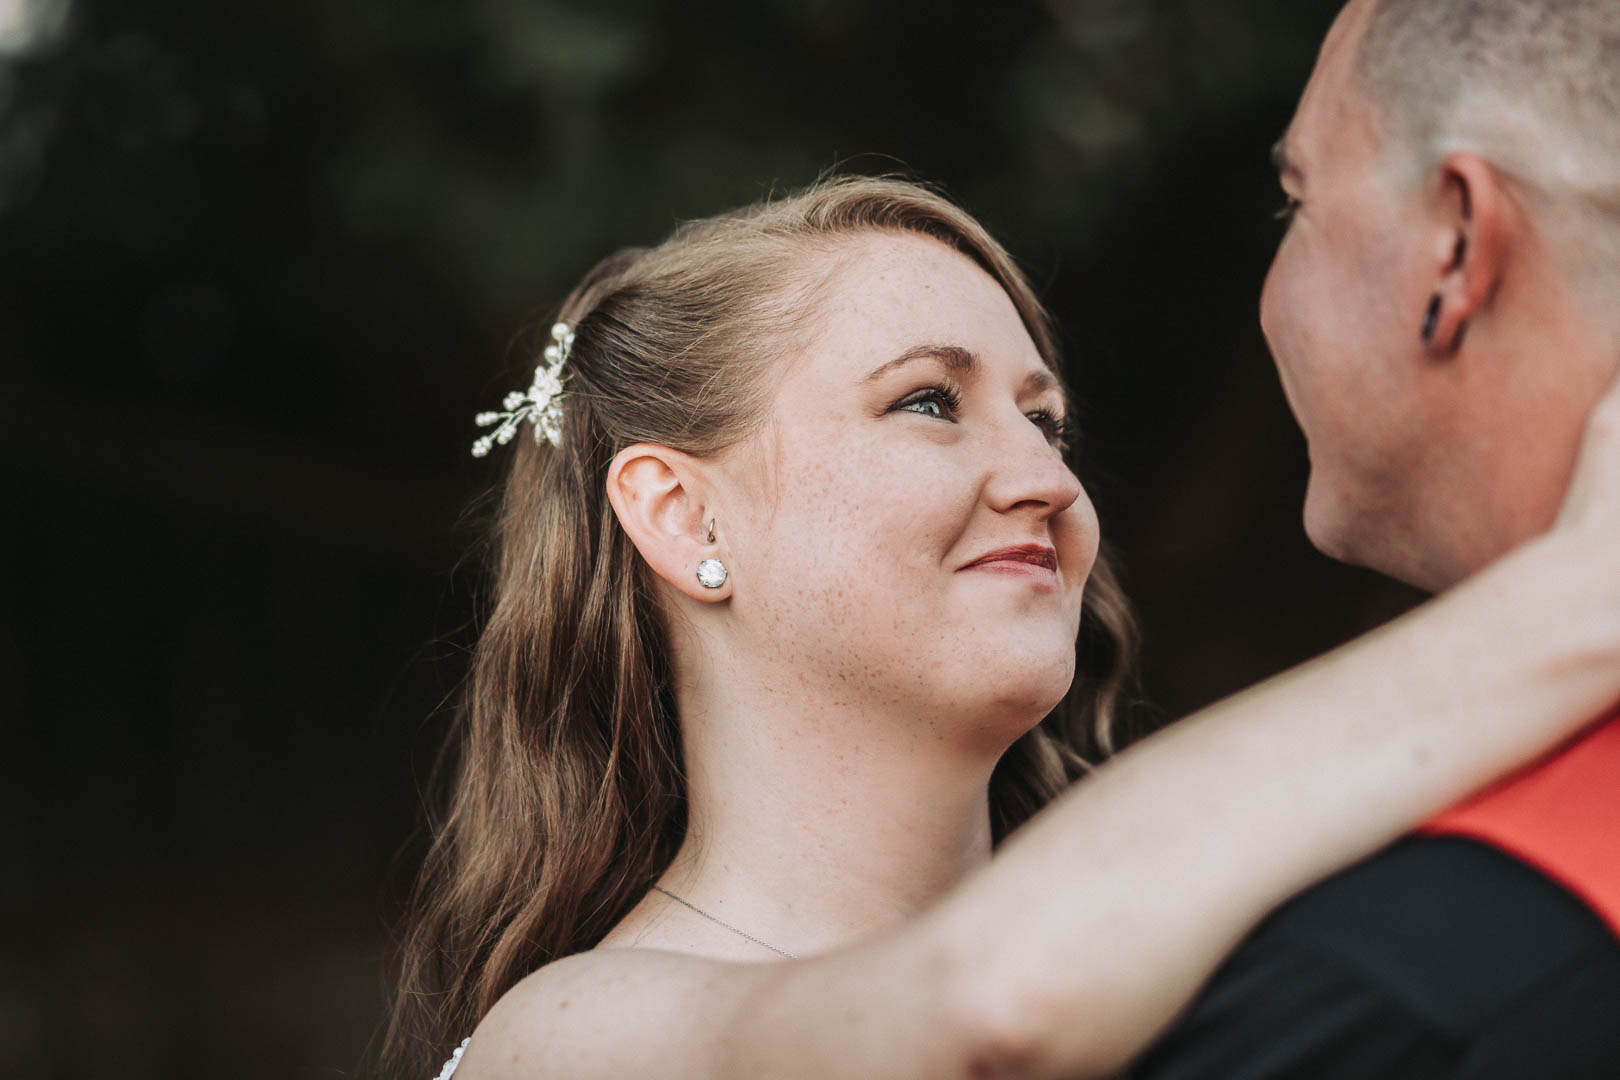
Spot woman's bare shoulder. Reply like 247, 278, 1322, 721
453, 947, 773, 1080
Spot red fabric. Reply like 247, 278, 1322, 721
1421, 714, 1620, 938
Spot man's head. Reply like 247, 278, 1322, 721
1263, 0, 1620, 592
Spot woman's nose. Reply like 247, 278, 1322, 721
981, 416, 1084, 518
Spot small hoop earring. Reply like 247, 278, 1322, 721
696, 559, 728, 589
705, 518, 716, 544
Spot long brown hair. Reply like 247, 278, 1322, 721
380, 175, 1138, 1074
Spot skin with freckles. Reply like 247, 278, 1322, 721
597, 230, 1097, 960
721, 232, 1091, 743
448, 178, 1620, 1080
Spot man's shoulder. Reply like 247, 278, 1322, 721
1134, 837, 1620, 1079
1252, 835, 1616, 1027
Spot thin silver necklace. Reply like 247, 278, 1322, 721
650, 884, 799, 960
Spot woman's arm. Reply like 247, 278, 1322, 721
460, 385, 1620, 1080
942, 527, 1620, 1075
716, 530, 1620, 1080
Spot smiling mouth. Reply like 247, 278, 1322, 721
961, 545, 1059, 572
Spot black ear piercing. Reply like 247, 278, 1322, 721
1421, 295, 1442, 343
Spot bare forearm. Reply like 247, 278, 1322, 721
932, 530, 1620, 1076
724, 532, 1619, 1079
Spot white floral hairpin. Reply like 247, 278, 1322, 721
472, 321, 575, 457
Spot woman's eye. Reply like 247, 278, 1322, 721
894, 384, 961, 420
1029, 410, 1074, 453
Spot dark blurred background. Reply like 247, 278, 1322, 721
2, 0, 1424, 1075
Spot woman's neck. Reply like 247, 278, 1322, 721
656, 685, 1010, 957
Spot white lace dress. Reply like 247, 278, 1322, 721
432, 1037, 471, 1079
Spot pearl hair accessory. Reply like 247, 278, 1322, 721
471, 321, 575, 456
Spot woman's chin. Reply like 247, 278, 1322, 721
945, 644, 1076, 730
968, 624, 1079, 684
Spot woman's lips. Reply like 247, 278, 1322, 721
960, 544, 1059, 575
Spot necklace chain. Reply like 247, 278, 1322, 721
650, 885, 799, 960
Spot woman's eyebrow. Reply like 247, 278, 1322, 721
861, 344, 979, 383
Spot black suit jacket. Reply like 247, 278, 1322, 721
1133, 836, 1620, 1079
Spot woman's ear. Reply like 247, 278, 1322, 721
1422, 151, 1512, 356
605, 443, 731, 602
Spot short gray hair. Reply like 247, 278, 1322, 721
1355, 0, 1620, 276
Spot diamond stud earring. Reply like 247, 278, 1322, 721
696, 559, 728, 589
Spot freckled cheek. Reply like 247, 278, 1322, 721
849, 464, 967, 567
770, 446, 971, 584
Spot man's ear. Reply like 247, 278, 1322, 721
605, 443, 731, 602
1422, 152, 1512, 356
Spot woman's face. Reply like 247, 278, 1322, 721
716, 231, 1099, 747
